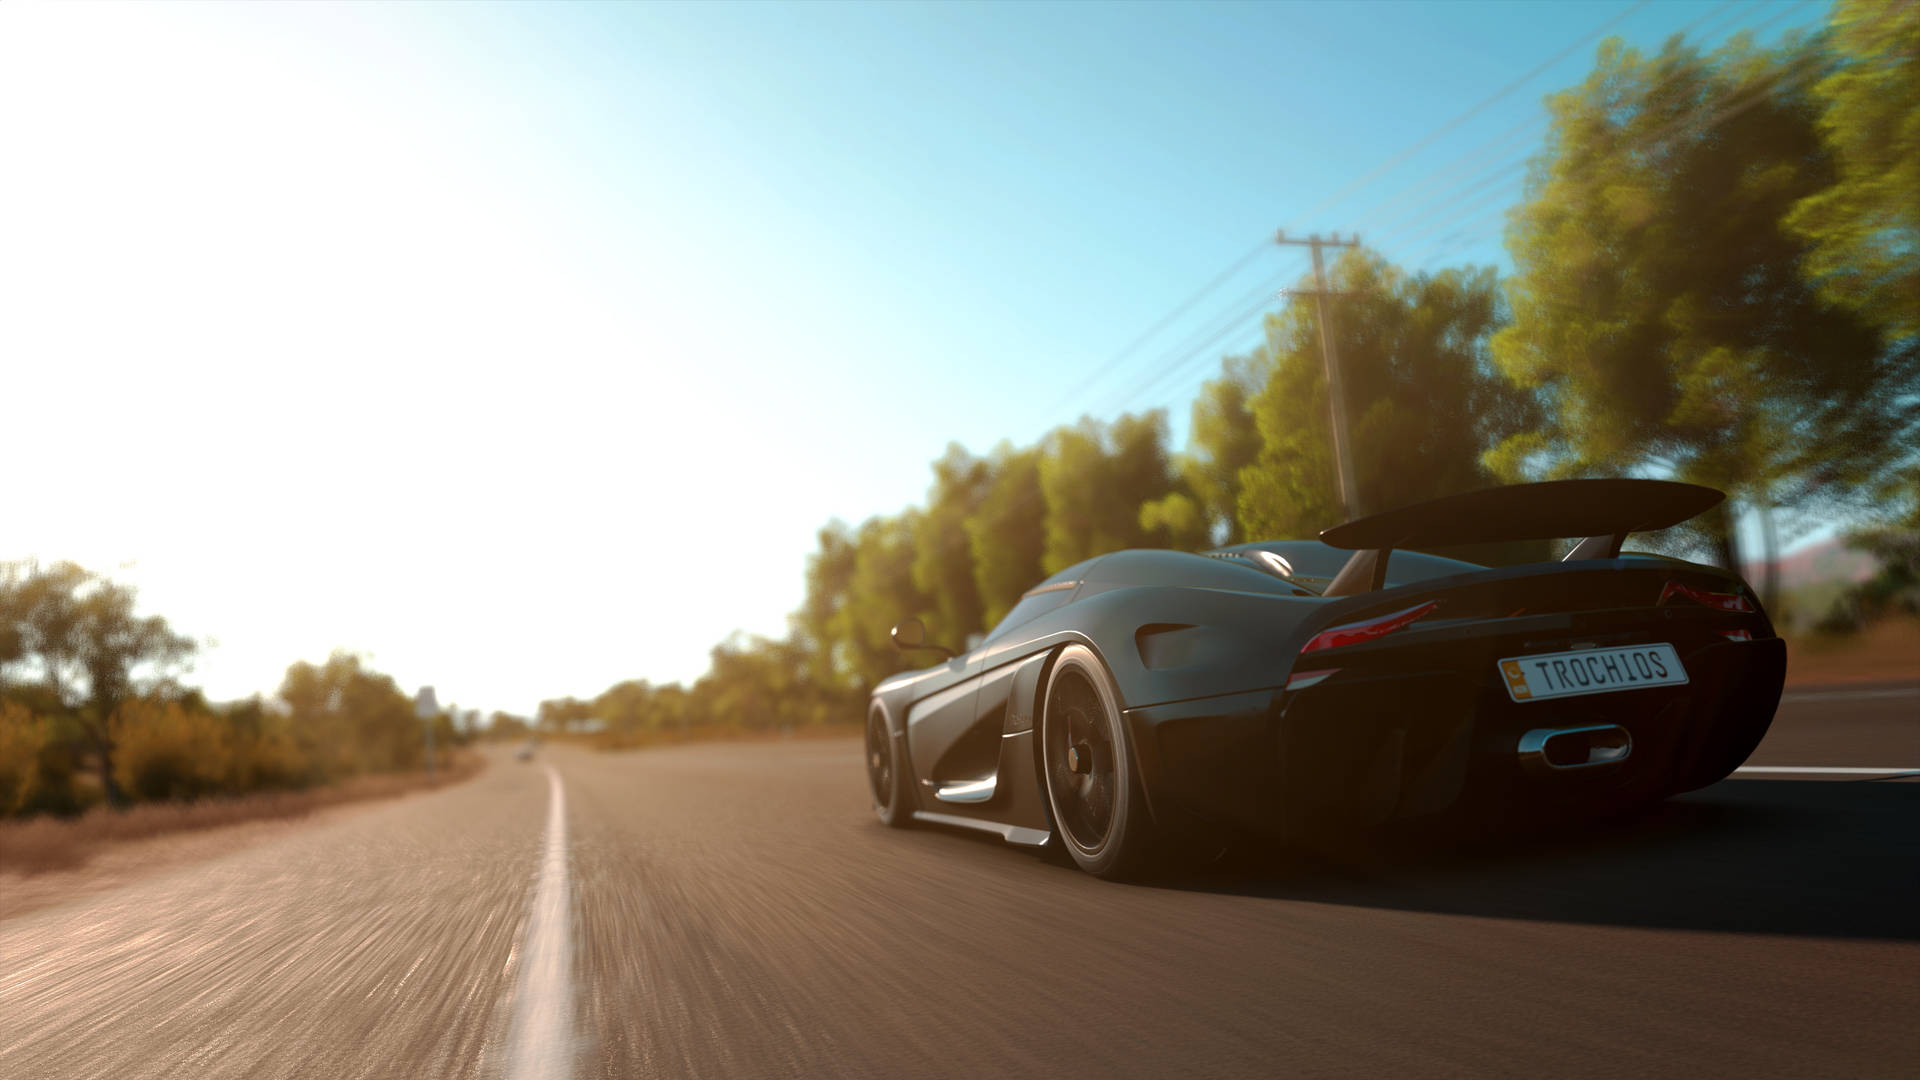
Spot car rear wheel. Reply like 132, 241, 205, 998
867, 704, 913, 828
1040, 645, 1155, 879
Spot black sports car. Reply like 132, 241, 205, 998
863, 479, 1786, 879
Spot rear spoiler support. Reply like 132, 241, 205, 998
1561, 533, 1624, 561
1324, 548, 1388, 596
1317, 480, 1723, 597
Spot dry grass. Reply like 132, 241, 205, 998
1786, 616, 1920, 685
0, 752, 484, 877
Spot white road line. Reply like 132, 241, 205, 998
505, 765, 572, 1080
1779, 687, 1920, 703
1735, 766, 1920, 776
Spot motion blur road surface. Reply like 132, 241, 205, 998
4, 683, 1916, 1079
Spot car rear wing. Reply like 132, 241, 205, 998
1316, 479, 1725, 597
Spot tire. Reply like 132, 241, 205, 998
1039, 645, 1156, 879
866, 703, 913, 828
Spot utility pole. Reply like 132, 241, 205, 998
1276, 230, 1363, 520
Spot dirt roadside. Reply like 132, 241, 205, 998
1, 753, 488, 921
1785, 617, 1920, 685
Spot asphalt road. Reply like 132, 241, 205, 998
3, 683, 1915, 1079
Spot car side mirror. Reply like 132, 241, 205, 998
890, 617, 954, 659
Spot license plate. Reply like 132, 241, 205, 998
1498, 643, 1687, 702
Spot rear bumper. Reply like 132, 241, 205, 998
1124, 637, 1786, 837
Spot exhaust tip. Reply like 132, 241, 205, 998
1518, 724, 1632, 775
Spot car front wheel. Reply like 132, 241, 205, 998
867, 703, 913, 828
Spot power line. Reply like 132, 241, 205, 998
1335, 0, 1774, 262
1373, 0, 1827, 266
1042, 0, 1677, 435
1340, 0, 1751, 236
1079, 2, 1682, 433
1037, 0, 1824, 518
1073, 0, 1829, 526
1367, 155, 1531, 247
1112, 253, 1319, 407
1339, 113, 1547, 238
1100, 272, 1297, 418
912, 267, 1303, 570
1388, 0, 1817, 251
1041, 238, 1271, 419
1280, 0, 1653, 232
1411, 204, 1517, 270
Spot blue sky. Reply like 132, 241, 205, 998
0, 1, 1825, 715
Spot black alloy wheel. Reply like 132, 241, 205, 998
1040, 645, 1153, 878
1046, 668, 1118, 850
867, 705, 911, 828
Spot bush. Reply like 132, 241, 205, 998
0, 701, 45, 815
0, 702, 84, 817
113, 700, 231, 803
1815, 524, 1920, 635
227, 723, 313, 793
1814, 593, 1867, 635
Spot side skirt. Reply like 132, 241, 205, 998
910, 810, 1052, 848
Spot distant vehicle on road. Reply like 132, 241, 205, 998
516, 740, 537, 762
865, 479, 1785, 879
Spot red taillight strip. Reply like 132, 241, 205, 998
1659, 581, 1755, 613
1301, 601, 1441, 654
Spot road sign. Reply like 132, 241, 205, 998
415, 686, 439, 720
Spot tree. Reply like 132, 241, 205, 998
831, 513, 931, 689
0, 706, 84, 817
966, 443, 1047, 629
697, 632, 830, 731
1039, 411, 1189, 572
1489, 32, 1914, 581
279, 652, 421, 776
534, 696, 594, 735
1235, 252, 1537, 556
794, 520, 860, 694
791, 512, 934, 695
592, 679, 657, 735
1149, 354, 1264, 547
1786, 0, 1920, 342
487, 711, 531, 739
912, 445, 992, 646
1830, 466, 1920, 627
0, 560, 196, 805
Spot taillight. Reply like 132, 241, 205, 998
1659, 581, 1755, 613
1302, 601, 1440, 654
